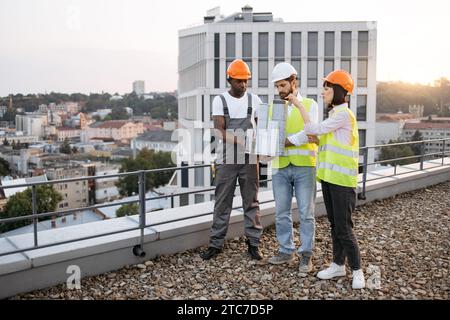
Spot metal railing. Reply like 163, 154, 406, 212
0, 138, 449, 258
358, 138, 450, 200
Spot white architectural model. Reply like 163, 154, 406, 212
256, 100, 287, 156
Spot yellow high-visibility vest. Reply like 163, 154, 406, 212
270, 98, 318, 169
317, 107, 359, 188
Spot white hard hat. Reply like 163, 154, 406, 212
271, 62, 298, 83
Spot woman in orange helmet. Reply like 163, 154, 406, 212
286, 70, 366, 290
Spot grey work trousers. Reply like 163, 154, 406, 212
209, 161, 263, 249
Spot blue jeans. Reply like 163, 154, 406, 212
272, 165, 317, 255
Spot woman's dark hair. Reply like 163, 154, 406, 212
324, 81, 348, 110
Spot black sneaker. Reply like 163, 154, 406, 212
247, 244, 263, 260
200, 247, 222, 260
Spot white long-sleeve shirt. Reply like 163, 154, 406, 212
286, 93, 319, 146
304, 103, 353, 145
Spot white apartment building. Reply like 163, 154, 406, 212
15, 114, 48, 138
85, 120, 144, 143
133, 81, 146, 96
177, 6, 377, 205
131, 131, 178, 154
46, 164, 90, 211
94, 165, 121, 204
402, 118, 450, 155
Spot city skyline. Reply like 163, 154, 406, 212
1, 0, 449, 96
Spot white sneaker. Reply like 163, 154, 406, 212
317, 263, 346, 280
352, 269, 366, 289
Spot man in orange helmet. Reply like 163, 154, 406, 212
200, 59, 264, 261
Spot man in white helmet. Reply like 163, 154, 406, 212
267, 62, 319, 274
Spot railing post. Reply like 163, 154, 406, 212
442, 139, 446, 166
133, 171, 146, 257
393, 146, 397, 176
32, 185, 38, 247
420, 141, 426, 170
358, 147, 368, 200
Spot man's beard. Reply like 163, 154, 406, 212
279, 88, 293, 101
232, 87, 246, 97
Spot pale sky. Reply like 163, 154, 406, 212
0, 0, 449, 96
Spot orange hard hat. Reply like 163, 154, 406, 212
227, 59, 251, 80
323, 70, 354, 94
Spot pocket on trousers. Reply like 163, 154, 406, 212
215, 165, 236, 183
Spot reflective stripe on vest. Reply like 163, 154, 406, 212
318, 162, 358, 177
283, 149, 317, 157
319, 144, 359, 158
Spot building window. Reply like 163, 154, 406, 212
324, 32, 335, 78
225, 33, 236, 88
259, 95, 268, 104
341, 31, 352, 57
341, 31, 352, 74
307, 32, 318, 87
324, 60, 334, 78
258, 33, 269, 87
195, 194, 205, 204
325, 32, 335, 57
359, 129, 366, 148
242, 33, 252, 87
358, 59, 368, 88
259, 60, 269, 88
214, 33, 220, 89
307, 95, 317, 101
308, 32, 318, 57
341, 59, 351, 74
194, 166, 204, 187
307, 60, 318, 87
243, 33, 252, 58
358, 31, 369, 57
226, 33, 236, 59
275, 32, 285, 65
357, 95, 367, 121
291, 32, 301, 76
180, 194, 189, 207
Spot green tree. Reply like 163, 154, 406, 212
434, 77, 450, 116
378, 139, 416, 166
376, 80, 449, 116
0, 157, 11, 176
410, 130, 424, 156
60, 138, 72, 154
110, 106, 129, 120
0, 185, 63, 233
2, 109, 16, 123
116, 203, 139, 217
116, 148, 174, 196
